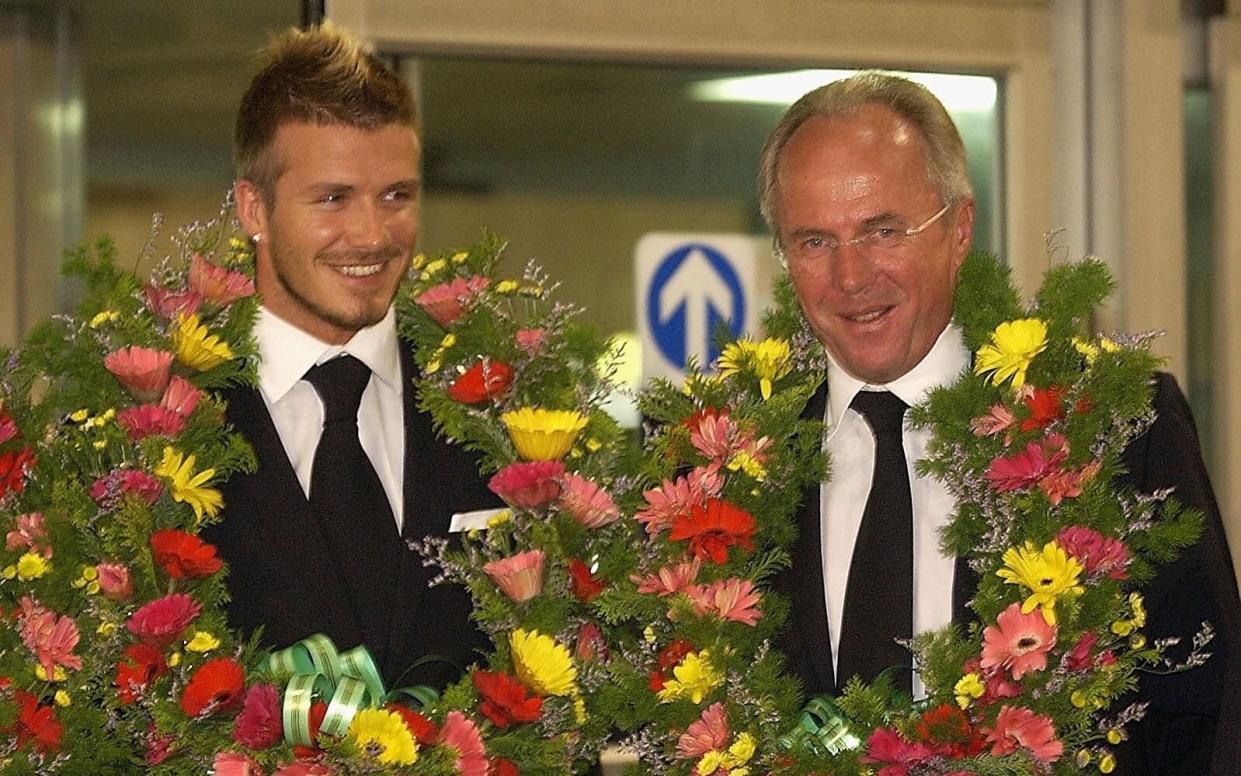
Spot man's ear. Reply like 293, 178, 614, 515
950, 196, 976, 271
233, 179, 269, 242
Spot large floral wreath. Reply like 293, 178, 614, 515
0, 210, 1210, 775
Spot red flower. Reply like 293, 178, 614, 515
11, 689, 63, 753
0, 446, 36, 498
985, 434, 1069, 493
127, 593, 201, 648
657, 639, 696, 672
149, 529, 224, 579
180, 657, 244, 717
0, 409, 18, 445
387, 702, 440, 746
490, 757, 520, 776
233, 683, 283, 749
1057, 525, 1129, 579
861, 726, 935, 774
473, 670, 543, 728
575, 622, 609, 663
91, 468, 163, 508
568, 558, 606, 602
1020, 386, 1065, 432
292, 701, 329, 758
116, 643, 169, 704
144, 724, 177, 765
915, 704, 988, 758
448, 360, 515, 404
488, 460, 564, 509
667, 498, 756, 564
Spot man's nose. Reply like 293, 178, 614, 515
348, 201, 387, 249
831, 241, 878, 293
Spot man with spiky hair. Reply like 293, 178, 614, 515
203, 24, 492, 688
763, 71, 1241, 774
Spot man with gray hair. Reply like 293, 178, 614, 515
765, 71, 1241, 774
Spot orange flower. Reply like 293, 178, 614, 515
668, 498, 756, 565
188, 252, 255, 306
483, 549, 545, 602
149, 529, 224, 579
473, 670, 543, 728
568, 558, 606, 602
115, 643, 168, 705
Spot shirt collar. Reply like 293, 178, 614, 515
255, 306, 402, 403
824, 324, 970, 438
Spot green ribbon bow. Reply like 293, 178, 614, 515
778, 696, 860, 756
266, 634, 439, 746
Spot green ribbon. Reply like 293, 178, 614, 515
778, 696, 860, 756
266, 634, 439, 747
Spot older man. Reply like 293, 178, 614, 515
202, 25, 493, 688
763, 71, 1241, 774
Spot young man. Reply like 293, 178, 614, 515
763, 72, 1241, 774
203, 25, 492, 688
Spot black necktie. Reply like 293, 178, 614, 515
303, 355, 401, 653
836, 390, 913, 694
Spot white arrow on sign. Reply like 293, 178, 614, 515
657, 247, 733, 367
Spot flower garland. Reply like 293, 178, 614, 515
0, 209, 1206, 775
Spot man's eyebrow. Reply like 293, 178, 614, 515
386, 178, 420, 189
857, 211, 904, 229
787, 226, 831, 240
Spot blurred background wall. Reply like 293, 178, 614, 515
2, 0, 1239, 577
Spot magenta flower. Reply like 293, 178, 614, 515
686, 578, 762, 626
189, 252, 255, 306
634, 467, 723, 536
96, 562, 133, 602
632, 557, 701, 596
18, 596, 82, 678
438, 710, 488, 776
980, 603, 1056, 679
861, 726, 936, 773
676, 702, 730, 759
104, 346, 174, 403
117, 404, 187, 441
557, 473, 620, 528
488, 460, 564, 509
145, 285, 203, 321
483, 549, 545, 602
91, 469, 163, 508
161, 375, 202, 417
1057, 524, 1129, 579
233, 683, 283, 749
0, 412, 17, 445
414, 275, 489, 326
575, 621, 609, 663
985, 434, 1069, 493
984, 705, 1063, 762
127, 593, 201, 648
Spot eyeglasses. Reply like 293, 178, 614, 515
776, 202, 952, 268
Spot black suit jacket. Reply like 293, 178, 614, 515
775, 372, 1241, 775
203, 340, 494, 689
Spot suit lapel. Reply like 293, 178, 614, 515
791, 380, 837, 692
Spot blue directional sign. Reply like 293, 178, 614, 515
645, 243, 745, 368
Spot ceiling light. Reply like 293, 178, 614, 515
691, 69, 997, 112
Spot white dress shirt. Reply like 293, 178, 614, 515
820, 324, 970, 694
253, 306, 407, 532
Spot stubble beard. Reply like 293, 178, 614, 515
271, 243, 405, 335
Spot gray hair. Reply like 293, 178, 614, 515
757, 71, 972, 229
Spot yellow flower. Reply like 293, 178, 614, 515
495, 279, 520, 294
440, 333, 457, 348
69, 408, 89, 423
574, 694, 587, 724
1112, 592, 1147, 636
487, 509, 513, 528
510, 628, 578, 697
154, 446, 223, 523
726, 732, 756, 766
450, 251, 469, 265
168, 651, 182, 667
186, 631, 220, 653
718, 338, 793, 400
1100, 753, 1117, 773
698, 751, 724, 774
955, 672, 985, 708
974, 318, 1048, 389
1072, 335, 1120, 364
411, 252, 427, 270
657, 649, 722, 704
996, 540, 1084, 625
16, 552, 50, 581
727, 450, 767, 481
502, 407, 588, 461
35, 665, 67, 682
97, 621, 118, 636
172, 313, 234, 372
682, 373, 723, 395
348, 708, 419, 766
89, 310, 119, 328
53, 690, 70, 707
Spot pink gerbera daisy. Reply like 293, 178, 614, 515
117, 404, 187, 441
632, 557, 701, 596
438, 711, 488, 776
984, 705, 1063, 762
676, 702, 730, 759
414, 275, 489, 326
985, 434, 1069, 493
160, 375, 202, 417
980, 603, 1056, 679
104, 346, 174, 403
557, 473, 620, 528
145, 285, 203, 321
18, 596, 82, 678
5, 512, 50, 555
483, 549, 545, 602
127, 593, 201, 648
634, 467, 723, 536
685, 578, 762, 626
189, 252, 255, 306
